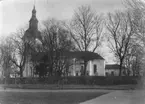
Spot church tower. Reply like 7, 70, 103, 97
29, 6, 38, 30
23, 5, 41, 77
23, 5, 41, 43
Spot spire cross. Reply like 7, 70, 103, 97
34, 0, 36, 5
33, 0, 36, 8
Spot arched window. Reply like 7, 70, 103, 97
80, 66, 84, 76
94, 65, 97, 74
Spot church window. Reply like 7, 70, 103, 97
94, 64, 97, 74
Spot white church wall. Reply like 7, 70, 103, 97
23, 58, 106, 77
91, 59, 105, 76
69, 59, 105, 76
23, 62, 33, 77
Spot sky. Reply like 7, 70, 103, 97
0, 0, 124, 63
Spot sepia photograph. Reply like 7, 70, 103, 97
0, 0, 145, 104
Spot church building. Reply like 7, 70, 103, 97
22, 6, 106, 77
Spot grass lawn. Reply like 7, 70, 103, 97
0, 91, 107, 104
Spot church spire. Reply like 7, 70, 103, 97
23, 1, 41, 42
32, 5, 36, 15
29, 4, 38, 30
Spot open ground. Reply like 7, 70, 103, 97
0, 89, 109, 104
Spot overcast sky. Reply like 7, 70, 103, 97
0, 0, 124, 36
0, 0, 124, 63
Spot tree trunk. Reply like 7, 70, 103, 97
119, 60, 123, 76
132, 65, 135, 76
20, 67, 23, 78
132, 60, 137, 76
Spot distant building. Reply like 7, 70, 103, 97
105, 64, 126, 76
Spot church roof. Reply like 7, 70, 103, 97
64, 51, 104, 60
105, 64, 126, 70
31, 51, 104, 62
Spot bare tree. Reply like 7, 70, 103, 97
123, 0, 145, 76
106, 11, 134, 76
0, 37, 15, 84
124, 0, 145, 46
69, 5, 104, 75
33, 19, 75, 77
9, 28, 28, 78
124, 43, 144, 76
131, 46, 144, 76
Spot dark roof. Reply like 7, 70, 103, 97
32, 51, 104, 61
64, 51, 104, 60
105, 64, 125, 70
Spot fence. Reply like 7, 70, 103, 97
1, 76, 141, 85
